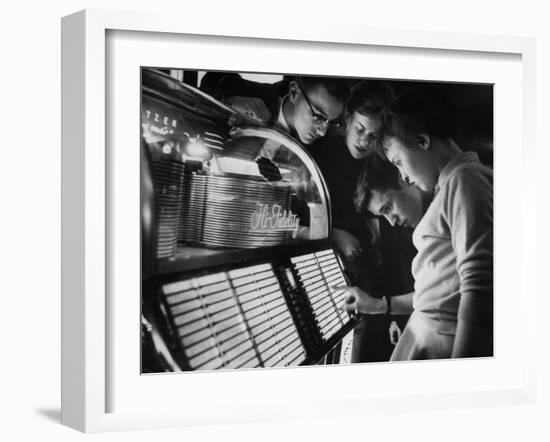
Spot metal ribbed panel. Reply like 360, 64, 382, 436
179, 173, 296, 249
151, 159, 186, 259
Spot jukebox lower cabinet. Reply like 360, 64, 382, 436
146, 242, 354, 371
141, 68, 357, 372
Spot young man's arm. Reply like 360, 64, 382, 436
339, 287, 414, 316
447, 167, 493, 358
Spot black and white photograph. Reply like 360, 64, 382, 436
1, 0, 546, 437
140, 68, 493, 373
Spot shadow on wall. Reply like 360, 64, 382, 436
34, 408, 61, 423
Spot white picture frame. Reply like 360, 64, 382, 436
61, 9, 537, 433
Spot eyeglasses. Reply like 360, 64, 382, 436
296, 83, 342, 129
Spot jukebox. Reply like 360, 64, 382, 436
141, 68, 356, 373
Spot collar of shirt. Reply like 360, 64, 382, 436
434, 151, 480, 195
275, 95, 291, 133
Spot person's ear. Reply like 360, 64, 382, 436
416, 133, 430, 150
344, 110, 351, 127
288, 81, 299, 104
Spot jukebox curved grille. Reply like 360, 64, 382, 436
179, 173, 296, 249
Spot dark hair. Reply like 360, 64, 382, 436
346, 80, 396, 118
296, 75, 350, 102
354, 154, 401, 213
379, 84, 459, 152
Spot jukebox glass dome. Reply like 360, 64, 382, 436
141, 68, 332, 268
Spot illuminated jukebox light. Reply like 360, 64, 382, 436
291, 250, 350, 341
161, 263, 306, 370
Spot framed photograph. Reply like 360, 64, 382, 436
61, 9, 536, 433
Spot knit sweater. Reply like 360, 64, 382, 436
411, 151, 493, 335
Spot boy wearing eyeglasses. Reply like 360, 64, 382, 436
279, 77, 347, 145
201, 73, 348, 146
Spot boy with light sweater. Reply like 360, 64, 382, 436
341, 86, 493, 360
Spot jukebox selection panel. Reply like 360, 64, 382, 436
161, 263, 306, 370
290, 250, 350, 341
158, 248, 350, 371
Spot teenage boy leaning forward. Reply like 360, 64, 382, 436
341, 86, 493, 360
